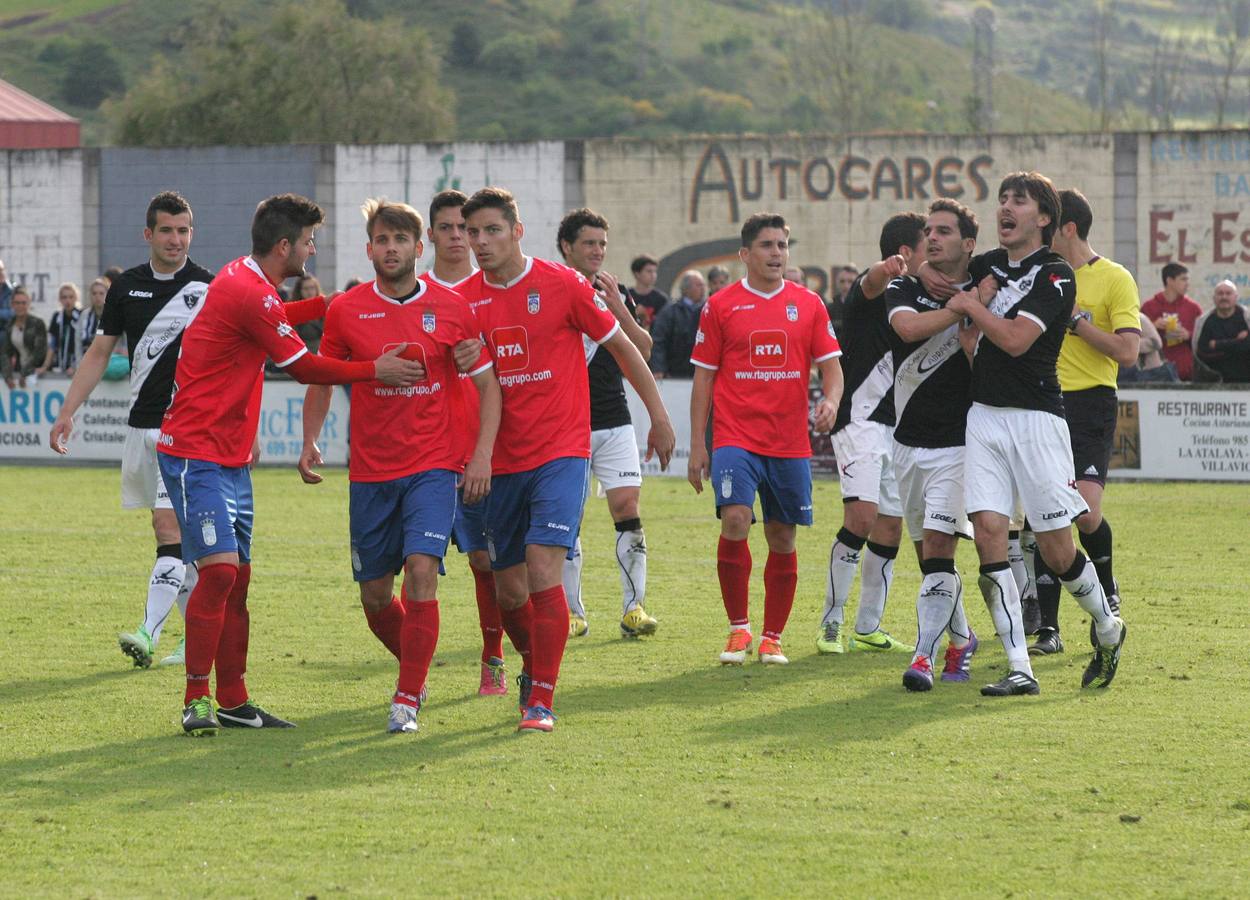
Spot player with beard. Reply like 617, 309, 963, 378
299, 198, 500, 734
946, 172, 1126, 696
159, 193, 424, 735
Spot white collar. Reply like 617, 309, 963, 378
482, 256, 533, 290
739, 277, 785, 300
372, 278, 427, 306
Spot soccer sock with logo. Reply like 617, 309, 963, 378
855, 541, 898, 634
183, 562, 237, 705
821, 527, 865, 627
615, 518, 647, 616
1019, 528, 1038, 600
396, 591, 439, 708
499, 599, 533, 673
215, 563, 252, 710
364, 595, 405, 660
1078, 518, 1116, 601
562, 538, 586, 619
1059, 551, 1121, 645
977, 562, 1032, 676
1034, 555, 1062, 632
762, 550, 798, 641
526, 585, 569, 710
1006, 531, 1028, 598
914, 558, 960, 665
471, 567, 504, 663
717, 536, 752, 629
143, 543, 186, 644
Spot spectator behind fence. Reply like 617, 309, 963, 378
2, 286, 48, 388
48, 282, 84, 375
1141, 262, 1203, 380
81, 277, 109, 354
707, 265, 730, 296
1194, 280, 1250, 383
628, 254, 668, 330
826, 263, 857, 333
0, 258, 14, 331
650, 269, 706, 379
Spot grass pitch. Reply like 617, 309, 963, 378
1, 467, 1247, 897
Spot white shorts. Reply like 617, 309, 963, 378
964, 403, 1087, 533
829, 420, 902, 516
121, 426, 173, 510
590, 424, 643, 492
893, 442, 970, 540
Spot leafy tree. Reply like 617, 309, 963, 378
39, 37, 124, 109
450, 22, 482, 68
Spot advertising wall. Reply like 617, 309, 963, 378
0, 149, 87, 313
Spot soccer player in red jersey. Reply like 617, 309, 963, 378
688, 213, 844, 666
458, 187, 675, 733
157, 193, 424, 736
299, 198, 501, 734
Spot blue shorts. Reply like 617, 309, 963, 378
158, 454, 255, 564
485, 457, 589, 571
711, 446, 814, 526
451, 489, 488, 554
348, 469, 458, 583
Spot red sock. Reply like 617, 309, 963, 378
396, 594, 439, 706
215, 563, 251, 709
364, 595, 405, 660
717, 537, 752, 628
183, 562, 237, 705
472, 567, 504, 662
527, 585, 569, 710
499, 599, 533, 674
762, 550, 798, 641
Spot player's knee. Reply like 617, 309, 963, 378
609, 491, 641, 522
359, 581, 393, 614
841, 501, 876, 537
719, 506, 752, 538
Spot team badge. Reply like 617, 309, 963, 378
786, 304, 798, 322
277, 322, 294, 338
720, 471, 733, 500
827, 320, 836, 337
695, 329, 705, 345
527, 292, 541, 314
594, 294, 609, 311
184, 289, 202, 310
422, 310, 436, 333
351, 546, 362, 573
200, 516, 217, 547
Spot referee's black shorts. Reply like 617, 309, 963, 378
1063, 386, 1117, 485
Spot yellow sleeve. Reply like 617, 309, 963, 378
1108, 268, 1142, 332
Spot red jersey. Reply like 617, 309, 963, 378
690, 278, 841, 458
321, 278, 491, 482
459, 257, 619, 475
421, 269, 482, 465
158, 256, 310, 467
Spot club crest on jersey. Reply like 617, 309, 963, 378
527, 292, 541, 314
422, 310, 436, 333
827, 320, 836, 337
184, 289, 202, 310
786, 304, 798, 322
200, 516, 217, 547
277, 322, 294, 338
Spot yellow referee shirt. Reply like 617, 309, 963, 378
1057, 256, 1141, 391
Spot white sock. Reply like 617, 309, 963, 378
615, 527, 647, 615
854, 542, 897, 634
948, 591, 971, 642
562, 537, 586, 618
977, 565, 1032, 676
1059, 552, 1121, 644
821, 531, 864, 627
1019, 529, 1038, 600
1007, 534, 1028, 597
143, 555, 185, 644
913, 568, 959, 665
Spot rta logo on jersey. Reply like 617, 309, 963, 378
785, 304, 798, 322
526, 292, 541, 314
383, 341, 428, 381
749, 329, 787, 368
422, 310, 436, 333
490, 326, 530, 373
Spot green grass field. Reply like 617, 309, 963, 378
1, 467, 1247, 897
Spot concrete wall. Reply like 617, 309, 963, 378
0, 149, 86, 313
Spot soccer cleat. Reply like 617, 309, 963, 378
569, 614, 589, 638
158, 638, 185, 667
815, 622, 844, 654
620, 606, 658, 638
903, 655, 934, 692
1082, 619, 1126, 689
516, 671, 532, 712
119, 627, 154, 669
478, 657, 507, 696
941, 631, 979, 683
1021, 595, 1042, 636
719, 629, 753, 665
848, 629, 914, 653
1029, 628, 1065, 657
758, 637, 788, 665
980, 670, 1040, 697
181, 697, 218, 736
517, 705, 557, 733
387, 701, 420, 734
216, 701, 296, 729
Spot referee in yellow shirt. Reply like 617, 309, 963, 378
1029, 188, 1141, 655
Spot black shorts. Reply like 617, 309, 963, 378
1063, 386, 1117, 485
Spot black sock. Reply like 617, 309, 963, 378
1079, 519, 1115, 597
1034, 554, 1061, 632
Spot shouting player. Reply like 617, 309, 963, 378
460, 187, 675, 733
689, 212, 843, 666
158, 193, 424, 735
299, 198, 500, 734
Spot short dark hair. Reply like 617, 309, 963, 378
631, 254, 658, 274
251, 193, 325, 257
879, 212, 927, 259
428, 189, 467, 226
103, 266, 123, 282
462, 187, 519, 225
741, 212, 788, 247
928, 198, 979, 241
1162, 262, 1188, 285
557, 208, 609, 259
1058, 188, 1093, 241
998, 171, 1061, 245
146, 191, 192, 230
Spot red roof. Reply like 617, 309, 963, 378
0, 78, 80, 149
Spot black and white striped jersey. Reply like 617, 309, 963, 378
832, 271, 895, 434
99, 259, 215, 428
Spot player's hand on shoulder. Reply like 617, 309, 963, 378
298, 441, 324, 485
453, 338, 482, 373
594, 271, 625, 310
374, 343, 424, 385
